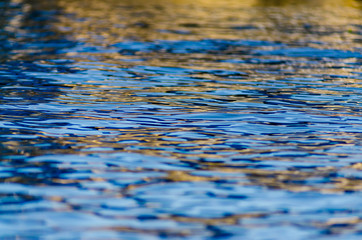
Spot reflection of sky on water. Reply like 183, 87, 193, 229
0, 0, 362, 239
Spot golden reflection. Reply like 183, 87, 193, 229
351, 163, 362, 170
256, 0, 360, 7
54, 0, 361, 44
168, 212, 270, 225
165, 170, 218, 182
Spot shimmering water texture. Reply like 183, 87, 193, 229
1, 0, 362, 239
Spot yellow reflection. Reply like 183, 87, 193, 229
54, 0, 361, 44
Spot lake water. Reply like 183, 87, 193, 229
0, 0, 361, 239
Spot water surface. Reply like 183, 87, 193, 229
0, 0, 362, 239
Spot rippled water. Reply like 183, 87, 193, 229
1, 0, 362, 239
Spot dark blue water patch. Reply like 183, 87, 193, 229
114, 39, 283, 55
58, 44, 119, 55
0, 6, 77, 59
192, 69, 248, 77
231, 25, 259, 30
221, 58, 291, 65
253, 47, 362, 59
130, 65, 195, 75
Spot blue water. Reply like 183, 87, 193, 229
0, 0, 362, 239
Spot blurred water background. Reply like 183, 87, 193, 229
0, 0, 362, 239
